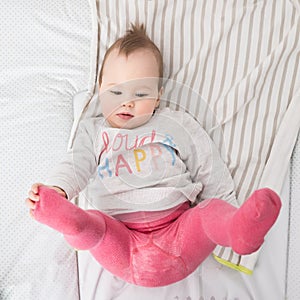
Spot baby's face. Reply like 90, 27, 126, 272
99, 49, 162, 129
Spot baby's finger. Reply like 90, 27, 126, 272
31, 183, 43, 194
28, 190, 40, 201
25, 198, 37, 209
29, 209, 35, 219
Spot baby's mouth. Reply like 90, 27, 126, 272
116, 112, 134, 120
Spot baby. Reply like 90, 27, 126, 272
26, 24, 281, 287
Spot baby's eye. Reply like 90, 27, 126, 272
135, 93, 149, 98
110, 90, 122, 95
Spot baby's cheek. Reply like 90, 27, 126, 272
100, 101, 117, 119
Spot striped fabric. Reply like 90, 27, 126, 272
75, 0, 300, 271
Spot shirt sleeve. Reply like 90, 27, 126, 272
45, 119, 98, 200
182, 113, 238, 206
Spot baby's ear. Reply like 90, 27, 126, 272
156, 87, 163, 107
158, 87, 164, 98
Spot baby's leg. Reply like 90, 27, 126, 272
33, 186, 106, 249
199, 188, 281, 254
147, 188, 281, 282
32, 186, 281, 287
33, 188, 216, 286
33, 186, 133, 281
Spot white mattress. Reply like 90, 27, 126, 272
1, 0, 299, 299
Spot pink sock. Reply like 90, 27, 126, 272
200, 188, 281, 254
33, 186, 106, 249
230, 188, 281, 254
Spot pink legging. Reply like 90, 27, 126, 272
33, 187, 281, 287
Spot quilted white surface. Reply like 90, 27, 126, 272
0, 0, 97, 299
286, 132, 300, 299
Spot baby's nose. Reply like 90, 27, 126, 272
122, 100, 135, 108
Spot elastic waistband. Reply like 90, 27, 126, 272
123, 202, 190, 232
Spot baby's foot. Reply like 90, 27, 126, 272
33, 186, 85, 235
33, 186, 106, 249
230, 188, 281, 254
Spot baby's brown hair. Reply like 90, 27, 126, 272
99, 24, 163, 87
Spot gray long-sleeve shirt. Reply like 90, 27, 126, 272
46, 108, 237, 216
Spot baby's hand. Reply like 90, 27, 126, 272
25, 183, 66, 217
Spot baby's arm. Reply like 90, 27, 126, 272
183, 114, 237, 206
44, 119, 99, 200
26, 119, 99, 214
